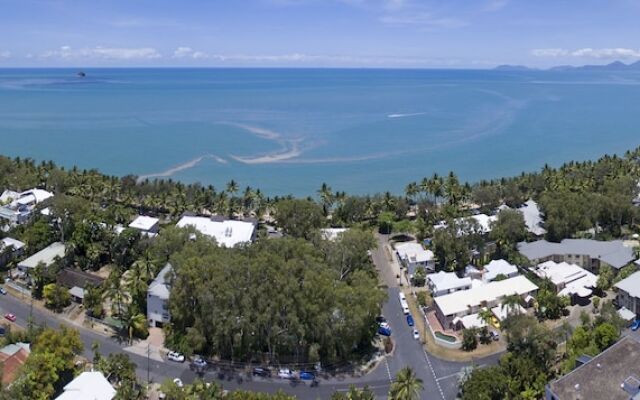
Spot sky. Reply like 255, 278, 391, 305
2, 0, 640, 68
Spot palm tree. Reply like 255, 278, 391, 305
121, 304, 147, 344
501, 294, 524, 320
124, 265, 149, 313
103, 271, 130, 318
318, 182, 334, 216
477, 307, 495, 328
226, 179, 239, 196
389, 367, 423, 400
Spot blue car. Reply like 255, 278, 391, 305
632, 320, 640, 331
406, 314, 415, 327
378, 326, 392, 336
299, 371, 315, 381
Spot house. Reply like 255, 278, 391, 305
545, 336, 640, 400
433, 275, 538, 330
518, 199, 546, 236
56, 268, 105, 303
176, 215, 256, 247
128, 215, 160, 237
55, 371, 116, 400
518, 239, 636, 271
0, 188, 54, 226
17, 242, 66, 273
0, 342, 30, 387
483, 259, 519, 282
434, 213, 497, 235
534, 261, 597, 301
0, 237, 25, 268
427, 271, 472, 297
395, 242, 435, 275
147, 264, 172, 328
320, 228, 348, 241
614, 271, 640, 317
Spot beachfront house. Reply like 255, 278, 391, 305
427, 271, 472, 297
176, 215, 256, 247
0, 188, 54, 226
17, 242, 66, 274
482, 259, 519, 282
433, 275, 538, 330
128, 215, 160, 237
614, 271, 640, 317
518, 239, 636, 272
147, 264, 172, 328
533, 260, 597, 304
0, 237, 25, 268
395, 242, 435, 275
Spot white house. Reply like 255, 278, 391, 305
533, 260, 597, 299
395, 242, 435, 275
147, 264, 172, 328
427, 271, 472, 297
55, 371, 115, 400
615, 271, 640, 317
0, 237, 25, 268
128, 215, 160, 236
518, 199, 546, 236
483, 259, 519, 282
434, 275, 538, 330
0, 189, 54, 226
320, 228, 348, 241
17, 242, 66, 272
176, 216, 256, 247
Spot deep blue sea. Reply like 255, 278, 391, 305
1, 68, 639, 196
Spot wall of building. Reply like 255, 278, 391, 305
147, 294, 170, 328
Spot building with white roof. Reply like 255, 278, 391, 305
176, 216, 256, 247
128, 215, 160, 236
434, 275, 538, 329
615, 271, 640, 317
0, 188, 54, 226
55, 371, 115, 400
518, 239, 636, 271
491, 303, 526, 322
321, 228, 348, 241
147, 263, 172, 328
0, 237, 25, 268
427, 271, 472, 297
395, 242, 435, 275
17, 242, 66, 272
518, 199, 546, 236
455, 313, 487, 330
483, 259, 519, 282
534, 261, 597, 299
434, 213, 497, 235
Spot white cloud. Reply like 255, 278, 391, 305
40, 46, 162, 60
380, 13, 467, 28
484, 0, 509, 12
0, 51, 10, 59
532, 47, 640, 59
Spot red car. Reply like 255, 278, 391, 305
4, 313, 16, 322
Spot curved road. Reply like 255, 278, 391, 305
0, 235, 501, 399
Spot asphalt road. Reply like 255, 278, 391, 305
0, 235, 501, 399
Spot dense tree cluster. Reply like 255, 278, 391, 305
166, 230, 385, 365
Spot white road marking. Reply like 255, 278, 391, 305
423, 349, 446, 400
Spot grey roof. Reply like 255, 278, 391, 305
17, 242, 66, 269
547, 336, 640, 400
148, 263, 172, 300
614, 271, 640, 298
518, 239, 635, 269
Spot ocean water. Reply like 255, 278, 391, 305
0, 68, 639, 196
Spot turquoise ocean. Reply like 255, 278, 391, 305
1, 68, 639, 196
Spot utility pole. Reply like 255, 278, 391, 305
147, 342, 150, 391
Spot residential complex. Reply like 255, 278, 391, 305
483, 259, 519, 282
518, 239, 636, 271
176, 215, 256, 247
0, 188, 54, 226
614, 271, 640, 317
427, 271, 472, 297
16, 242, 66, 272
533, 261, 597, 300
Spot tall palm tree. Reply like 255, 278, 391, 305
318, 182, 334, 217
226, 179, 239, 196
121, 304, 147, 344
103, 271, 130, 318
389, 367, 423, 400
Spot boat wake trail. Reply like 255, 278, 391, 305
225, 122, 307, 164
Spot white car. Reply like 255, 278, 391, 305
278, 368, 294, 379
173, 378, 184, 388
413, 329, 420, 340
167, 351, 185, 363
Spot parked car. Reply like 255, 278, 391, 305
632, 320, 640, 331
412, 329, 420, 340
299, 371, 315, 381
167, 351, 185, 363
190, 356, 207, 371
252, 367, 271, 378
173, 378, 184, 388
278, 368, 295, 380
0, 287, 6, 295
4, 313, 16, 322
406, 314, 415, 327
490, 331, 500, 341
378, 326, 392, 336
